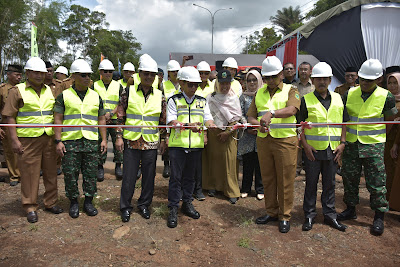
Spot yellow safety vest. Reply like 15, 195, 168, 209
231, 79, 242, 97
168, 93, 206, 149
163, 80, 179, 97
93, 80, 120, 119
346, 86, 387, 144
61, 88, 100, 141
118, 78, 127, 89
16, 82, 55, 137
304, 92, 343, 150
133, 73, 159, 91
196, 80, 214, 98
123, 84, 162, 142
255, 83, 297, 138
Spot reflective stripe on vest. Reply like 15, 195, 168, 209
163, 80, 179, 98
61, 88, 100, 141
169, 93, 206, 149
304, 91, 343, 150
346, 86, 387, 144
255, 83, 297, 138
16, 82, 55, 137
123, 84, 162, 142
93, 80, 120, 119
196, 80, 214, 98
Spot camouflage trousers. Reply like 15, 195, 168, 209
98, 126, 123, 165
342, 144, 388, 212
62, 151, 98, 199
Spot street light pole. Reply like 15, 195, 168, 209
193, 4, 232, 54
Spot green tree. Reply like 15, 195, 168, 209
306, 0, 347, 18
270, 6, 303, 36
242, 27, 281, 54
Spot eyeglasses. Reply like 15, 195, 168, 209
102, 70, 113, 73
359, 77, 374, 83
199, 71, 210, 75
263, 75, 279, 80
247, 78, 257, 83
80, 73, 91, 78
187, 82, 199, 88
141, 71, 156, 77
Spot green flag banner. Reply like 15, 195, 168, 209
31, 23, 38, 57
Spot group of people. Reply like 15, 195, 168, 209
1, 53, 399, 236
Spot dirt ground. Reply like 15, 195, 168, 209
1, 145, 400, 267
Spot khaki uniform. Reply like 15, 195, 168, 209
0, 83, 20, 182
2, 81, 58, 212
247, 82, 300, 220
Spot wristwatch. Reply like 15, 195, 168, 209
270, 110, 276, 118
54, 139, 62, 144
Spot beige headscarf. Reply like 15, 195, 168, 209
387, 73, 400, 102
243, 70, 263, 96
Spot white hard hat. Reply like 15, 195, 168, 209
70, 59, 93, 74
179, 66, 201, 83
123, 62, 135, 72
311, 62, 333, 78
167, 60, 181, 71
55, 66, 68, 76
138, 57, 158, 73
197, 61, 211, 72
261, 56, 283, 76
98, 59, 115, 70
24, 57, 47, 73
177, 68, 184, 80
358, 59, 383, 80
139, 54, 152, 63
222, 57, 238, 69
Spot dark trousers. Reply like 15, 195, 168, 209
193, 151, 203, 194
303, 151, 337, 220
99, 125, 123, 165
120, 146, 157, 211
241, 152, 263, 194
168, 149, 201, 208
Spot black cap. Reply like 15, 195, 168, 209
217, 70, 231, 82
345, 66, 357, 73
386, 66, 400, 75
158, 68, 164, 75
6, 64, 23, 73
45, 61, 53, 69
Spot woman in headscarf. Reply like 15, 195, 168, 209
387, 72, 400, 210
202, 70, 244, 204
238, 70, 264, 200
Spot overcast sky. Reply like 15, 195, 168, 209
76, 0, 317, 68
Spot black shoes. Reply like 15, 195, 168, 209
208, 189, 216, 197
83, 197, 98, 216
115, 163, 123, 180
337, 206, 357, 221
279, 220, 290, 233
228, 197, 238, 204
27, 211, 38, 223
181, 202, 200, 219
167, 207, 178, 228
324, 217, 347, 232
371, 211, 384, 236
69, 199, 79, 218
97, 165, 104, 182
57, 168, 62, 176
194, 190, 206, 201
45, 206, 64, 214
10, 181, 19, 186
255, 214, 278, 224
162, 163, 170, 178
121, 209, 131, 222
302, 218, 314, 231
139, 206, 151, 219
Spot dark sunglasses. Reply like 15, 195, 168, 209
264, 75, 279, 80
187, 82, 199, 88
103, 70, 113, 73
80, 73, 91, 78
247, 78, 257, 83
359, 77, 374, 83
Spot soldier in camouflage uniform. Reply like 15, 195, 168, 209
338, 59, 398, 236
54, 59, 107, 219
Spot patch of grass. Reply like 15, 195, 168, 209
29, 225, 38, 232
238, 236, 252, 248
238, 215, 253, 228
152, 203, 169, 218
135, 180, 142, 189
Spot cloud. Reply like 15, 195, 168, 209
92, 0, 307, 67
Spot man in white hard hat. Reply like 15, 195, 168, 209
116, 57, 167, 223
247, 56, 300, 233
93, 59, 123, 181
337, 59, 397, 236
2, 57, 63, 223
297, 62, 347, 232
222, 57, 242, 96
127, 54, 159, 90
119, 62, 135, 89
163, 60, 181, 98
196, 61, 214, 98
55, 66, 68, 81
166, 66, 216, 228
54, 58, 107, 219
0, 64, 22, 186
